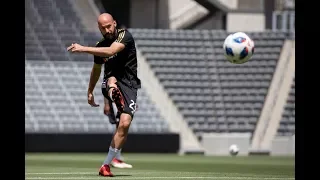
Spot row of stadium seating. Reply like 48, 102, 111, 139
25, 0, 295, 138
25, 60, 169, 133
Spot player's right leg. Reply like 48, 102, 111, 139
99, 78, 136, 176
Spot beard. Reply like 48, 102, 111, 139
102, 31, 116, 40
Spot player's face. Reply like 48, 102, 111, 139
99, 20, 117, 40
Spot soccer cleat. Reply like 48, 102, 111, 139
111, 158, 133, 169
98, 164, 114, 177
111, 88, 125, 113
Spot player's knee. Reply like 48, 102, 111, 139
107, 77, 118, 89
118, 113, 132, 131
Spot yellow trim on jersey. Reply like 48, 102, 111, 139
115, 29, 125, 43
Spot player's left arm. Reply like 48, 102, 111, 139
67, 30, 131, 58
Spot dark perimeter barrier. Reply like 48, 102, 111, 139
25, 133, 180, 153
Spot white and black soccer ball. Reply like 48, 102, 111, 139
229, 144, 239, 156
223, 32, 255, 64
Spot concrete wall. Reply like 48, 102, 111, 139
227, 12, 265, 32
201, 133, 251, 156
202, 133, 295, 156
188, 12, 225, 30
271, 135, 295, 156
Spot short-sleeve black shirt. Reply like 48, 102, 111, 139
94, 29, 141, 89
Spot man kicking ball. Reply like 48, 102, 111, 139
67, 12, 141, 176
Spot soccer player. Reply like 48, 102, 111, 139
67, 13, 141, 177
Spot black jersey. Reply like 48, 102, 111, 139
94, 29, 141, 89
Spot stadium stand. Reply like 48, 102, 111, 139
25, 0, 169, 133
25, 60, 169, 133
129, 29, 287, 138
25, 0, 294, 139
277, 76, 295, 136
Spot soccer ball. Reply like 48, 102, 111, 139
229, 144, 239, 156
223, 32, 255, 64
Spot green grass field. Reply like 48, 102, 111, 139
26, 153, 294, 180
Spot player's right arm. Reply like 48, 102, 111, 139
88, 62, 102, 95
87, 62, 102, 107
87, 40, 105, 107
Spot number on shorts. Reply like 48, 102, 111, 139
129, 100, 137, 115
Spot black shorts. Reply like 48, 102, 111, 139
101, 79, 138, 119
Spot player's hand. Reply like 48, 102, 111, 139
67, 43, 85, 53
88, 93, 99, 107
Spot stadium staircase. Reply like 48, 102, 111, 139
250, 40, 295, 154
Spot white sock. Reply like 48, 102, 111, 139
103, 146, 120, 165
115, 149, 122, 160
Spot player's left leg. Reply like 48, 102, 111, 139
110, 123, 133, 168
99, 112, 132, 176
99, 81, 137, 176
